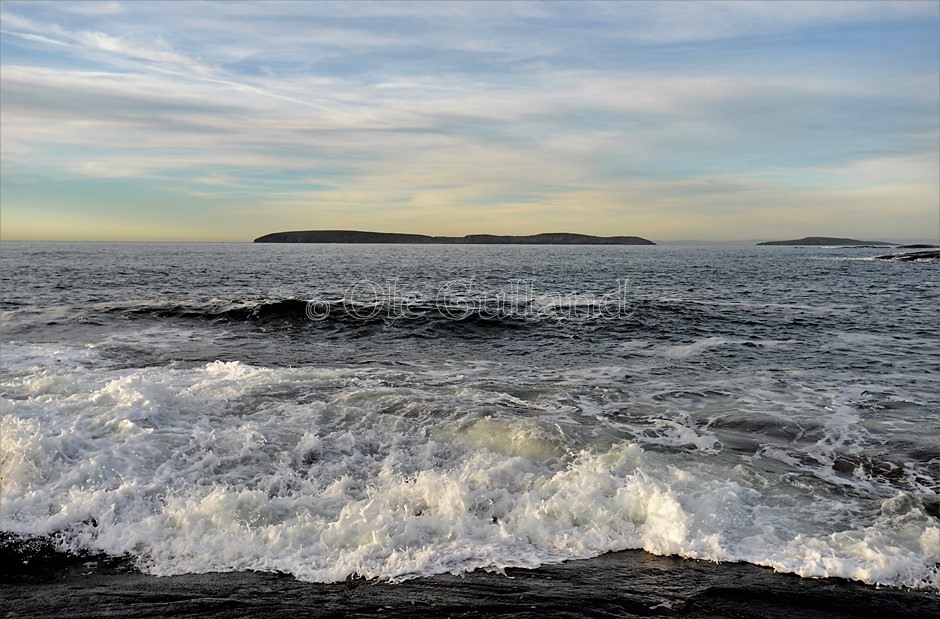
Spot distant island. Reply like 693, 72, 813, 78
254, 230, 656, 245
757, 236, 892, 246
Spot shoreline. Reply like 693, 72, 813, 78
2, 545, 937, 618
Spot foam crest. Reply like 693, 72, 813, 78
2, 345, 938, 591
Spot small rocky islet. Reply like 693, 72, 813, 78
756, 236, 938, 261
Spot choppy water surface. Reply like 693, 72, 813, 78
1, 242, 937, 590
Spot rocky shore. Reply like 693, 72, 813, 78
2, 539, 937, 618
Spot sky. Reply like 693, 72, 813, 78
1, 0, 938, 242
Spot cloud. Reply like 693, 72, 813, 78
1, 8, 208, 73
0, 1, 937, 241
583, 0, 938, 45
51, 1, 125, 16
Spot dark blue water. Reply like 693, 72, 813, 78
1, 242, 938, 590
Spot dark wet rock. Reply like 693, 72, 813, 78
874, 250, 940, 262
2, 540, 937, 618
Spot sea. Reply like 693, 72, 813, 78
1, 242, 938, 600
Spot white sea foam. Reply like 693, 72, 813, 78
1, 344, 938, 590
618, 336, 733, 359
654, 337, 731, 359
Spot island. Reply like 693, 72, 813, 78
254, 230, 656, 245
757, 236, 892, 246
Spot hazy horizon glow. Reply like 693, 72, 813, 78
1, 1, 938, 242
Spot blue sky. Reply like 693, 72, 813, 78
1, 0, 938, 241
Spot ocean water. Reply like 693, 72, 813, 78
1, 242, 938, 591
